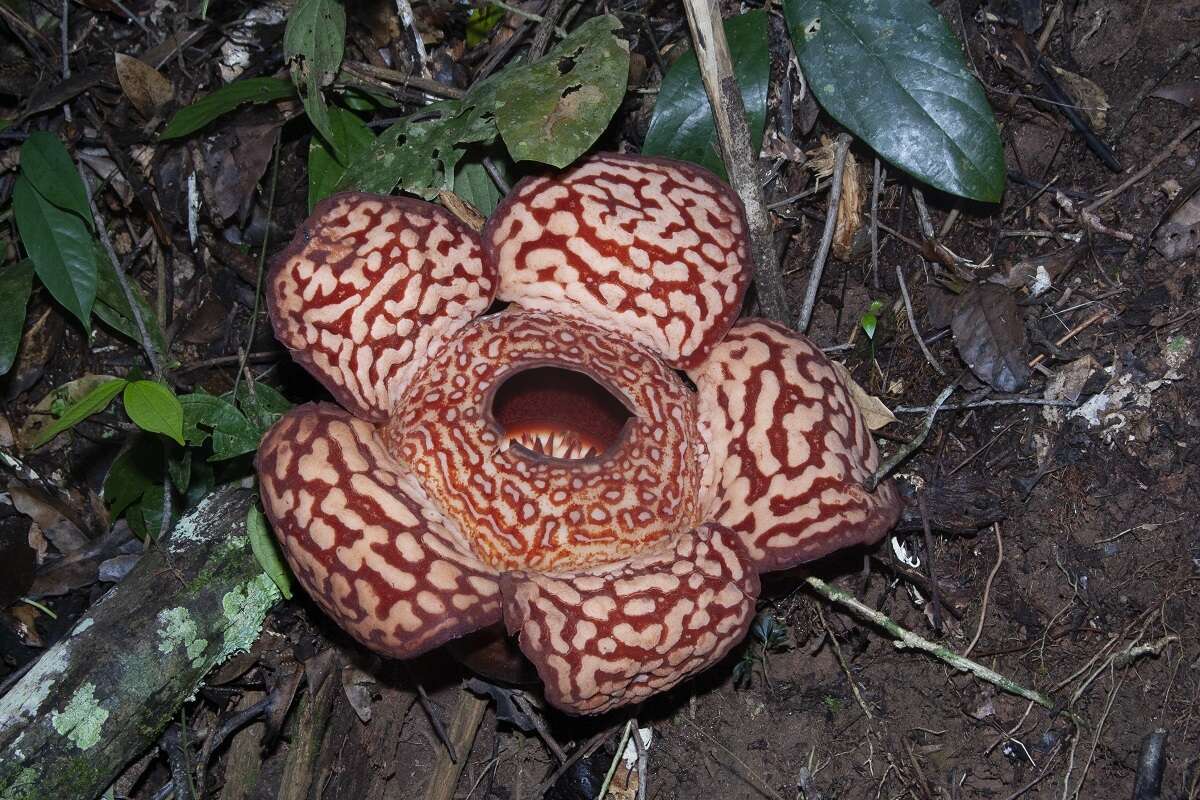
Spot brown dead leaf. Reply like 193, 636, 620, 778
1, 306, 63, 402
951, 284, 1031, 392
831, 361, 897, 430
807, 136, 863, 260
9, 486, 89, 555
8, 603, 44, 647
1051, 65, 1109, 130
18, 373, 122, 451
1150, 81, 1200, 112
115, 53, 175, 118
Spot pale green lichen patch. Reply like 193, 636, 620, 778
219, 573, 281, 661
0, 646, 70, 737
167, 493, 224, 552
1, 766, 41, 800
157, 607, 209, 668
50, 683, 108, 751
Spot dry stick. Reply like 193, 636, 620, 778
533, 728, 610, 798
421, 690, 490, 800
1085, 117, 1200, 213
79, 166, 165, 379
680, 0, 789, 325
893, 397, 1077, 414
1028, 308, 1110, 368
340, 61, 465, 99
916, 492, 943, 633
869, 158, 883, 290
816, 605, 874, 720
804, 575, 1056, 709
864, 384, 955, 491
963, 522, 1004, 658
595, 719, 635, 800
895, 264, 946, 376
797, 133, 851, 333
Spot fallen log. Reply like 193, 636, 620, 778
0, 487, 281, 800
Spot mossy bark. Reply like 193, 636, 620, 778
0, 488, 281, 800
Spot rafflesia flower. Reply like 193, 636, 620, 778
256, 153, 901, 714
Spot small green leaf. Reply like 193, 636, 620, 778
160, 78, 297, 140
453, 153, 511, 216
308, 105, 376, 210
94, 244, 168, 361
103, 436, 161, 518
179, 392, 261, 460
494, 15, 629, 168
643, 10, 770, 179
20, 132, 93, 227
0, 260, 35, 375
123, 380, 185, 445
127, 484, 167, 541
229, 381, 293, 434
861, 300, 883, 340
32, 377, 128, 448
247, 505, 294, 599
783, 0, 1005, 202
12, 176, 98, 330
466, 3, 505, 47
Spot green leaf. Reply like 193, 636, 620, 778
285, 0, 347, 158
93, 244, 168, 360
179, 392, 261, 460
308, 105, 376, 211
0, 260, 35, 375
160, 78, 297, 140
20, 132, 93, 227
783, 0, 1005, 202
466, 3, 505, 47
247, 505, 294, 599
229, 381, 292, 434
12, 176, 98, 329
643, 10, 770, 179
123, 380, 185, 445
103, 436, 161, 518
494, 15, 629, 168
453, 153, 510, 216
32, 377, 127, 448
127, 484, 166, 541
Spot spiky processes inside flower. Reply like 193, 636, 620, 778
490, 367, 633, 461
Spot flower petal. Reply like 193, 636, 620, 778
268, 193, 495, 421
257, 403, 501, 658
689, 319, 902, 571
484, 153, 751, 369
501, 524, 758, 714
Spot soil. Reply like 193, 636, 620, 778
1, 0, 1198, 798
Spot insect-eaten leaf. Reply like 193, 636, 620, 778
783, 0, 1005, 202
247, 505, 294, 599
643, 10, 770, 179
495, 15, 629, 168
285, 0, 348, 158
124, 380, 185, 445
951, 284, 1030, 392
160, 78, 297, 140
180, 392, 262, 460
0, 260, 35, 376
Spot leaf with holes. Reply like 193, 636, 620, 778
285, 0, 347, 158
180, 392, 261, 460
160, 78, 297, 140
951, 284, 1030, 392
20, 132, 93, 226
12, 176, 98, 330
124, 380, 185, 445
643, 10, 769, 179
0, 260, 34, 376
784, 0, 1004, 202
494, 15, 629, 168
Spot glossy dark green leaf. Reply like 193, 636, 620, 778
20, 132, 93, 227
494, 15, 629, 167
0, 260, 34, 376
123, 380, 185, 445
32, 377, 127, 448
103, 436, 161, 517
308, 105, 376, 211
783, 0, 1004, 202
453, 153, 511, 216
160, 78, 297, 140
643, 10, 770, 179
12, 176, 98, 330
247, 505, 294, 599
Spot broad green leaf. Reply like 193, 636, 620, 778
285, 0, 347, 158
94, 244, 168, 360
466, 3, 505, 48
0, 260, 35, 375
783, 0, 1004, 202
247, 505, 294, 599
160, 78, 297, 139
643, 10, 770, 179
308, 105, 376, 210
494, 15, 629, 167
12, 176, 98, 330
123, 380, 185, 445
228, 381, 292, 434
32, 377, 127, 448
128, 484, 166, 540
20, 132, 93, 227
453, 153, 512, 216
179, 392, 261, 460
103, 436, 161, 517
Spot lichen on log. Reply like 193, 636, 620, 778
0, 488, 280, 800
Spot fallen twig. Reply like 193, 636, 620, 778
797, 133, 851, 333
865, 384, 955, 491
963, 522, 1004, 657
895, 264, 946, 376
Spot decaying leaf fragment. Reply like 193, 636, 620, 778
807, 135, 863, 260
951, 284, 1030, 392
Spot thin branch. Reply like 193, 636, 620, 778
963, 522, 1004, 657
895, 263, 946, 376
797, 133, 851, 333
865, 384, 955, 491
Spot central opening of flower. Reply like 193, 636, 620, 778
491, 366, 633, 460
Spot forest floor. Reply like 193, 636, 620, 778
1, 0, 1198, 798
